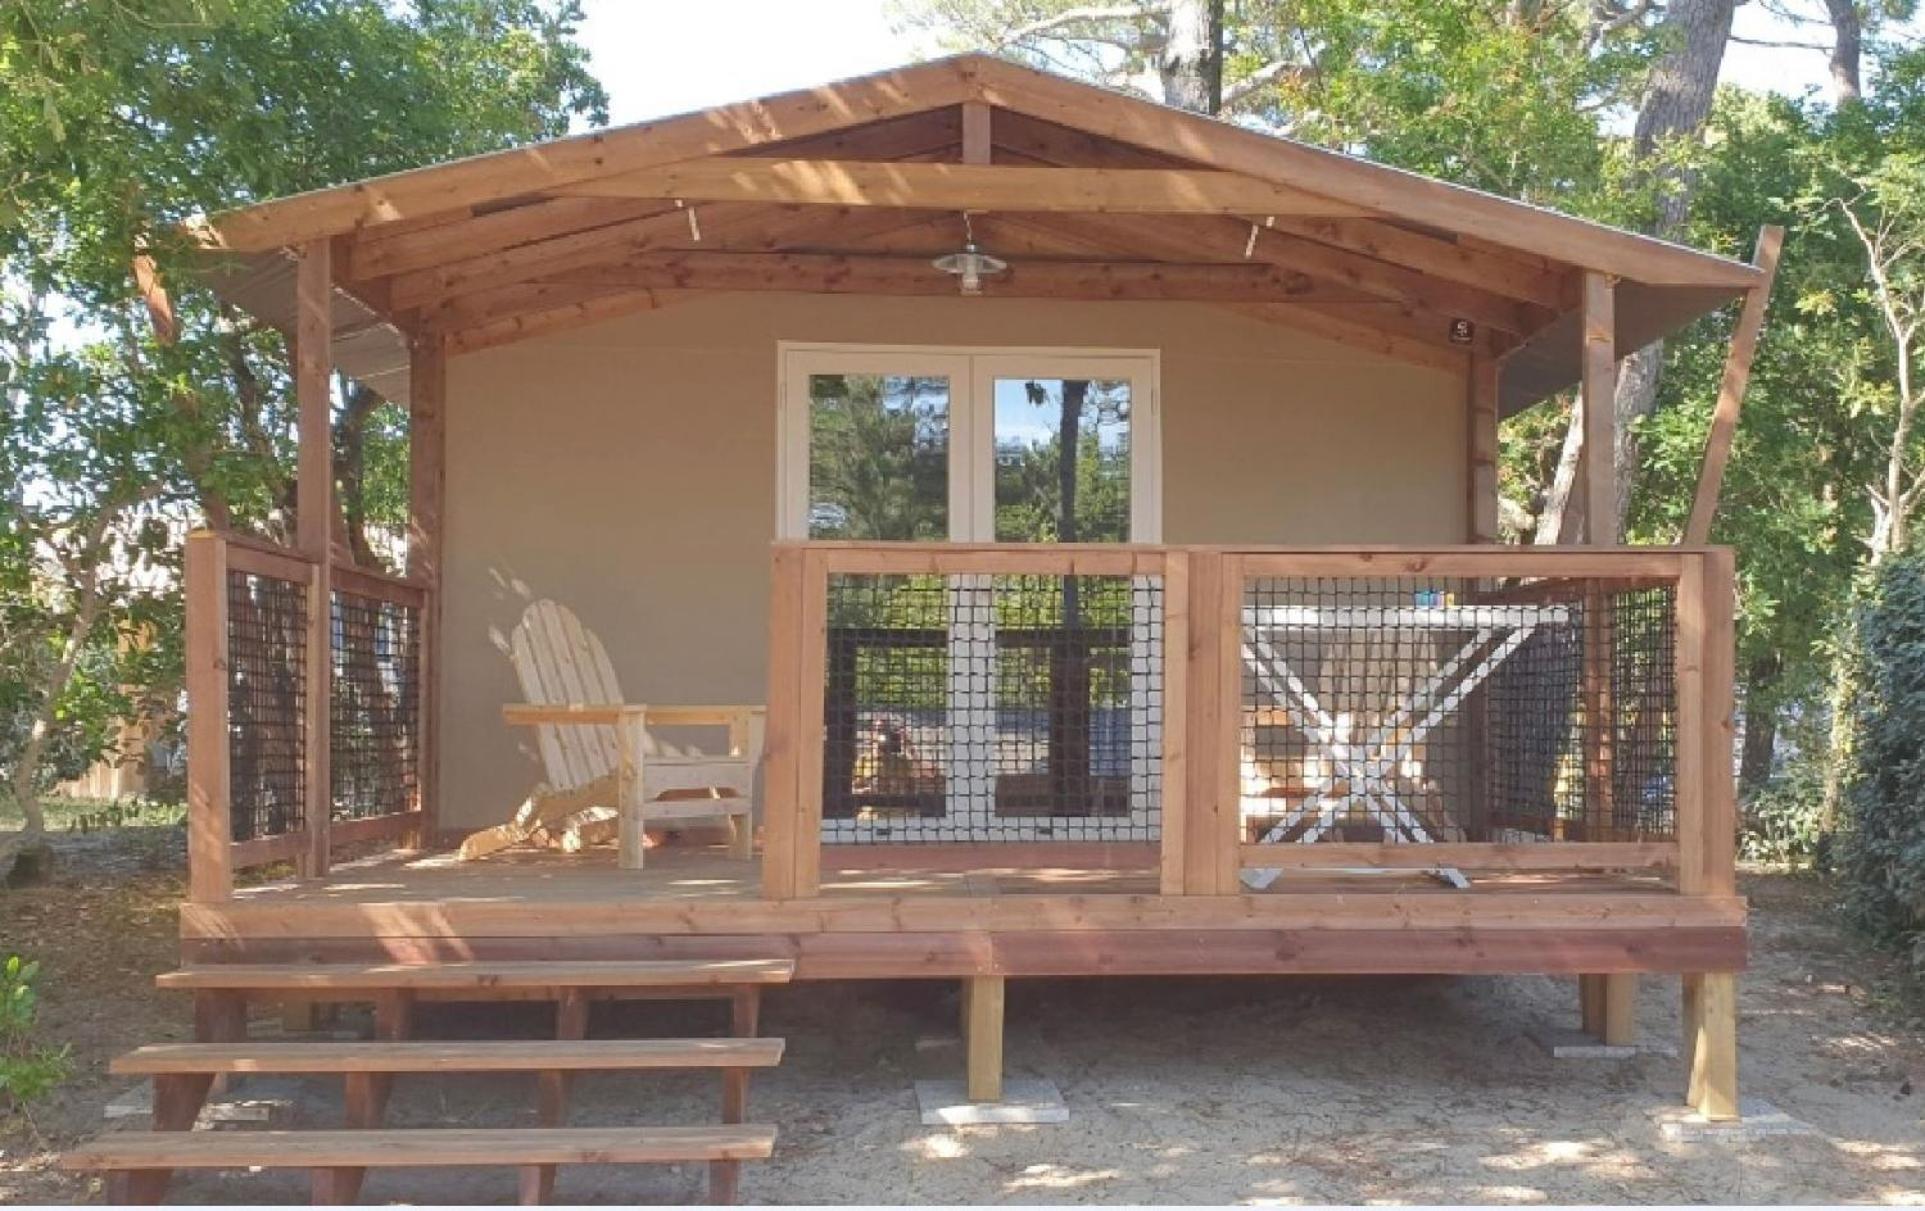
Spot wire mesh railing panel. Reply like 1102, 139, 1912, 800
821, 571, 1162, 844
1240, 575, 1677, 850
226, 570, 307, 842
330, 588, 422, 822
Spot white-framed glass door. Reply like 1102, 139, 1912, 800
778, 344, 1160, 843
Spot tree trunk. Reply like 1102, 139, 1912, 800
1823, 0, 1863, 105
1159, 0, 1223, 114
2, 557, 110, 860
333, 380, 382, 569
1530, 0, 1735, 544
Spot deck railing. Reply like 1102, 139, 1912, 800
761, 542, 1737, 901
184, 530, 435, 900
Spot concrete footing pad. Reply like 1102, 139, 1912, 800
1528, 1027, 1679, 1059
915, 1078, 1069, 1126
1659, 1098, 1820, 1142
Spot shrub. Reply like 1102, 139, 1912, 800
1837, 553, 1925, 974
0, 954, 70, 1113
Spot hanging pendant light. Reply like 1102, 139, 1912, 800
932, 213, 1007, 296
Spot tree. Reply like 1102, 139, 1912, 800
0, 0, 606, 859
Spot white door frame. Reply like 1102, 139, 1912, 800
775, 342, 1161, 541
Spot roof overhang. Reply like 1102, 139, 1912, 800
191, 53, 1768, 410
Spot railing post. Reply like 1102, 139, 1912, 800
1674, 555, 1708, 896
185, 532, 233, 903
406, 335, 446, 849
1700, 546, 1738, 897
295, 238, 333, 877
792, 548, 830, 898
1181, 551, 1241, 895
760, 545, 803, 899
1158, 550, 1189, 894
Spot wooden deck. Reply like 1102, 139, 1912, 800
182, 842, 1746, 978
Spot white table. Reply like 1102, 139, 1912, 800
1240, 601, 1571, 890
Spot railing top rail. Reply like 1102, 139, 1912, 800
330, 561, 430, 607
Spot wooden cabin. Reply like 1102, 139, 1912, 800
77, 53, 1771, 1203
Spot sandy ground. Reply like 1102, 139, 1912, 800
2, 829, 1922, 1205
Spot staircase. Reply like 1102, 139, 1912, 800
61, 959, 794, 1205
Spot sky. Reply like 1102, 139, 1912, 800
573, 0, 1889, 128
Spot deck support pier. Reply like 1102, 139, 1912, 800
1684, 973, 1739, 1120
1577, 973, 1639, 1046
962, 976, 1006, 1104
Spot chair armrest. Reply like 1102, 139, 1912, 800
642, 704, 766, 727
502, 703, 647, 727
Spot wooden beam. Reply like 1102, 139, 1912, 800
1581, 270, 1616, 543
1009, 211, 1544, 336
1602, 973, 1639, 1046
1684, 225, 1785, 545
442, 289, 689, 357
961, 101, 992, 165
1468, 353, 1500, 542
965, 55, 1766, 289
407, 338, 445, 848
1263, 216, 1574, 310
184, 533, 233, 903
989, 108, 1194, 169
1226, 302, 1471, 375
294, 240, 333, 879
556, 158, 1372, 218
539, 251, 1376, 305
734, 106, 963, 163
207, 59, 973, 252
391, 204, 930, 312
347, 197, 670, 281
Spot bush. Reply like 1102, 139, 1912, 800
0, 954, 70, 1113
1837, 553, 1925, 974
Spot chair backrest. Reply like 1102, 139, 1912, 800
509, 600, 627, 791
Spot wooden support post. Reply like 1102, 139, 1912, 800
792, 550, 829, 898
1158, 550, 1190, 895
407, 336, 446, 848
760, 546, 803, 899
117, 1071, 217, 1204
1467, 353, 1500, 544
1601, 973, 1639, 1046
184, 533, 233, 903
295, 238, 334, 878
1684, 972, 1740, 1119
315, 1070, 384, 1205
1580, 270, 1617, 544
963, 975, 1005, 1104
961, 100, 992, 165
1578, 974, 1604, 1037
1685, 226, 1786, 545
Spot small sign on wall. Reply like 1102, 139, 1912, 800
1448, 318, 1476, 346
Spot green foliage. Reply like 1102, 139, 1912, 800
0, 955, 70, 1112
0, 0, 606, 818
1837, 553, 1925, 973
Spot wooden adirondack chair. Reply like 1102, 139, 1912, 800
460, 600, 764, 868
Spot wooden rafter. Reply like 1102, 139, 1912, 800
536, 251, 1378, 304
443, 289, 690, 356
206, 58, 974, 252
962, 55, 1765, 288
1002, 211, 1539, 338
400, 205, 938, 314
347, 197, 669, 281
554, 159, 1371, 218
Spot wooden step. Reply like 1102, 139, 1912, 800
60, 1124, 777, 1171
156, 958, 794, 992
112, 1038, 786, 1076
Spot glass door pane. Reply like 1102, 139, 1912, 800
806, 373, 950, 541
992, 377, 1131, 543
989, 377, 1136, 819
807, 372, 954, 824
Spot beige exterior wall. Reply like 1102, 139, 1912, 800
439, 292, 1467, 830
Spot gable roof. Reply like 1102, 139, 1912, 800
199, 53, 1768, 413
